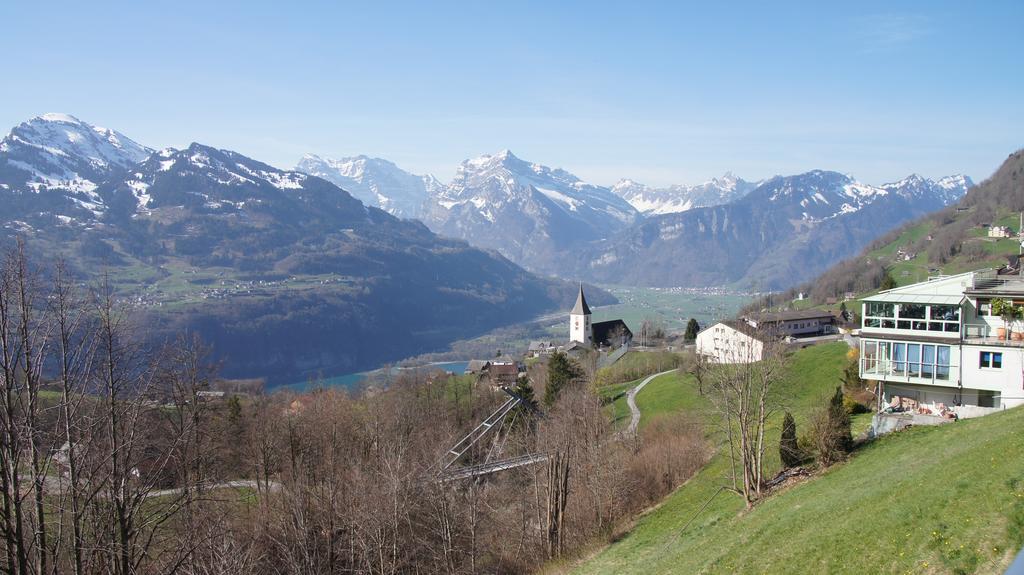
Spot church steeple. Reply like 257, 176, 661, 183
571, 283, 592, 316
569, 283, 592, 344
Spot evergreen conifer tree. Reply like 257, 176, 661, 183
544, 352, 582, 406
684, 318, 701, 341
879, 271, 897, 291
780, 411, 801, 468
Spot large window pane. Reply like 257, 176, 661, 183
922, 345, 935, 378
900, 304, 927, 319
908, 344, 921, 376
866, 302, 894, 317
863, 341, 877, 373
930, 305, 960, 321
893, 343, 906, 375
937, 346, 950, 380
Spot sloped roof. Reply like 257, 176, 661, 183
746, 309, 836, 323
593, 319, 632, 346
571, 283, 592, 315
465, 360, 491, 374
488, 362, 519, 376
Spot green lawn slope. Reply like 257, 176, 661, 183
574, 343, 1024, 574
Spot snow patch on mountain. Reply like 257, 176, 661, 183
612, 172, 757, 215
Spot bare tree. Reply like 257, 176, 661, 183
706, 334, 786, 508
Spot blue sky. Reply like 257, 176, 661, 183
2, 1, 1021, 186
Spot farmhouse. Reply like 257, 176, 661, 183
859, 268, 1024, 413
695, 320, 766, 363
741, 309, 836, 338
527, 340, 557, 357
486, 362, 521, 387
988, 225, 1014, 238
464, 360, 491, 375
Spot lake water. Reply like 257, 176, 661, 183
279, 361, 470, 393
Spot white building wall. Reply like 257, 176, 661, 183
696, 323, 764, 364
960, 344, 1024, 407
570, 312, 592, 344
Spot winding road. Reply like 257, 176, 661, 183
625, 369, 678, 435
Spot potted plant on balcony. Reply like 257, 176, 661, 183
991, 298, 1021, 340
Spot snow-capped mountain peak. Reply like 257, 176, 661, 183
422, 150, 637, 268
613, 172, 758, 215
295, 153, 438, 218
13, 113, 152, 173
0, 113, 154, 222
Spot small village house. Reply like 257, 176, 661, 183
695, 320, 766, 363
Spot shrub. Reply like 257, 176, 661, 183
842, 394, 870, 415
779, 411, 802, 468
810, 387, 852, 467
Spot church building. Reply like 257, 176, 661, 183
569, 284, 633, 348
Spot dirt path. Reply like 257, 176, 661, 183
625, 369, 677, 435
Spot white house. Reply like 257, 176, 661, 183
988, 225, 1013, 239
859, 268, 1024, 413
695, 320, 766, 364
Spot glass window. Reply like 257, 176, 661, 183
893, 343, 906, 374
866, 302, 894, 317
980, 351, 1004, 369
978, 299, 992, 316
944, 323, 960, 333
921, 345, 935, 378
865, 318, 880, 328
899, 304, 927, 319
897, 320, 911, 330
881, 319, 896, 329
937, 346, 950, 380
930, 305, 960, 322
907, 344, 921, 376
912, 321, 928, 331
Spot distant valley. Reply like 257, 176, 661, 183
0, 114, 609, 384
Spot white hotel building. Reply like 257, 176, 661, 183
859, 269, 1024, 411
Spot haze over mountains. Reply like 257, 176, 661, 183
299, 150, 972, 289
0, 111, 973, 297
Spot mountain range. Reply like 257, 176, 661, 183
567, 170, 973, 289
0, 112, 974, 330
297, 151, 971, 288
0, 114, 605, 384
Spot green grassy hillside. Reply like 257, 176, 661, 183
574, 343, 1024, 574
